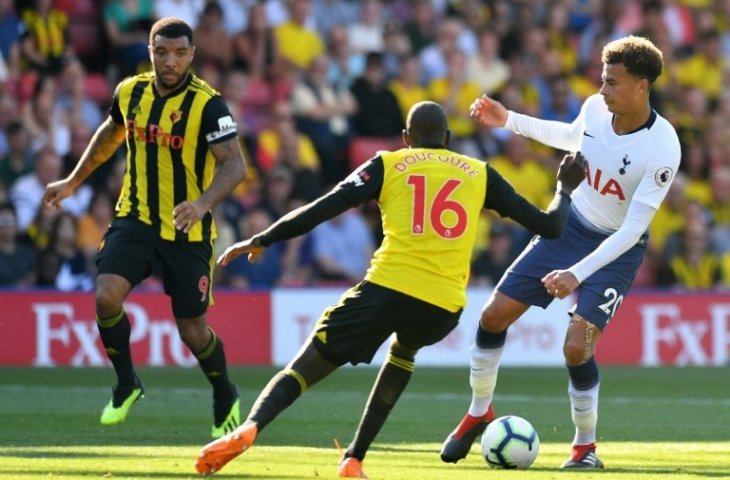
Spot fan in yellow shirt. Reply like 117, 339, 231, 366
274, 0, 324, 71
389, 55, 429, 122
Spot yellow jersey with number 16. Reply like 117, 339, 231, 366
365, 148, 487, 312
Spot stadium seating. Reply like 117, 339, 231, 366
84, 73, 112, 106
59, 0, 105, 63
348, 136, 402, 170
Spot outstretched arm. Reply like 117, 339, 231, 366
218, 189, 354, 266
485, 152, 586, 238
42, 116, 125, 210
471, 94, 586, 152
218, 158, 384, 266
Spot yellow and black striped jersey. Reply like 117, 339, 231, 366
364, 148, 487, 312
669, 253, 722, 290
21, 8, 68, 60
110, 72, 237, 241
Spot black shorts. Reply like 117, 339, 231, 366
96, 218, 213, 318
312, 281, 462, 366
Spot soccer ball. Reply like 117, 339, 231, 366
480, 415, 540, 469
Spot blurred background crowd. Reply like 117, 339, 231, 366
0, 0, 729, 293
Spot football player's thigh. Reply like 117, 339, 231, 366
573, 244, 644, 332
96, 222, 156, 288
396, 300, 460, 350
160, 241, 213, 319
313, 283, 392, 365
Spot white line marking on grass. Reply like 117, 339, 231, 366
2, 385, 730, 407
406, 392, 730, 407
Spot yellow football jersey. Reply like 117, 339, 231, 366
365, 148, 487, 312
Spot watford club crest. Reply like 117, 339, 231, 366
169, 110, 183, 124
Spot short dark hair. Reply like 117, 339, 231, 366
149, 17, 193, 45
602, 35, 663, 85
0, 201, 17, 219
203, 1, 223, 16
406, 101, 449, 145
5, 120, 24, 136
365, 51, 384, 68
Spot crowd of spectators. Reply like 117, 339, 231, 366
0, 0, 729, 293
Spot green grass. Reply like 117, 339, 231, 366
1, 366, 728, 479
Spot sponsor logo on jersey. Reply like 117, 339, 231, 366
126, 119, 184, 149
585, 162, 625, 200
655, 167, 673, 187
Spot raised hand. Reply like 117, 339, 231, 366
469, 94, 508, 127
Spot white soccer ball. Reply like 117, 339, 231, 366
480, 415, 540, 469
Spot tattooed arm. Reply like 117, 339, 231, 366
172, 136, 247, 233
42, 116, 126, 210
199, 137, 247, 211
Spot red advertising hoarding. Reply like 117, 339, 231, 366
0, 291, 271, 366
0, 290, 728, 366
596, 293, 730, 366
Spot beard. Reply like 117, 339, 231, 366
157, 69, 189, 90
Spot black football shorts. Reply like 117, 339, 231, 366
97, 218, 213, 318
311, 281, 461, 366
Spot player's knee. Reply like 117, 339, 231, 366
95, 284, 123, 319
389, 341, 416, 362
563, 339, 589, 366
177, 319, 209, 352
479, 306, 510, 332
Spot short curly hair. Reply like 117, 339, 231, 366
602, 36, 663, 85
149, 17, 193, 46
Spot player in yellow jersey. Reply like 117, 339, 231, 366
194, 101, 585, 477
42, 18, 247, 437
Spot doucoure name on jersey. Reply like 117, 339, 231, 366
126, 119, 184, 149
393, 151, 481, 177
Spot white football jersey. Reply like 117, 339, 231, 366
571, 95, 680, 232
506, 94, 681, 233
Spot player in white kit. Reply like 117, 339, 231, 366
440, 36, 681, 468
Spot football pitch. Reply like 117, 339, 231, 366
1, 366, 728, 479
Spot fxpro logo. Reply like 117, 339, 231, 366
32, 302, 196, 367
640, 303, 730, 366
126, 120, 185, 149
